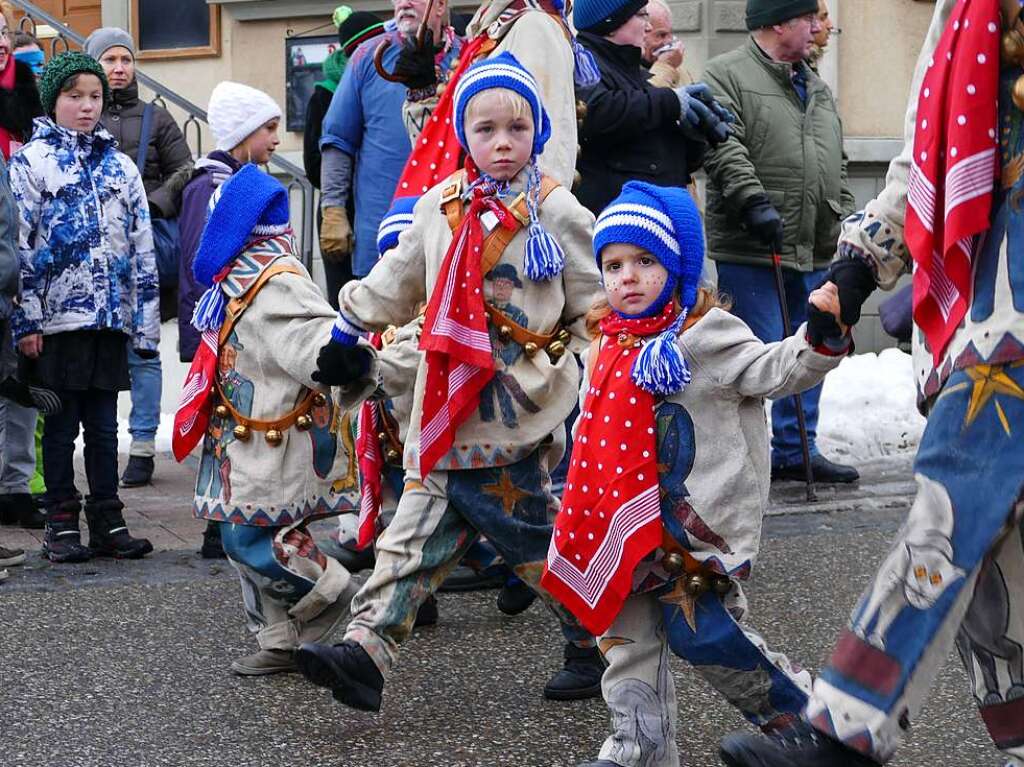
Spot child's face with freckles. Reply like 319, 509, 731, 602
601, 242, 669, 315
464, 89, 534, 181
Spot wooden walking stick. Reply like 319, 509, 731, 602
373, 0, 438, 83
769, 248, 817, 502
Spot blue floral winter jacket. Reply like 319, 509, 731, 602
8, 117, 159, 351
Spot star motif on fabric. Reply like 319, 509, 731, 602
482, 470, 530, 516
599, 637, 635, 656
941, 362, 1024, 435
658, 578, 699, 632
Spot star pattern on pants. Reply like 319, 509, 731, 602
941, 362, 1024, 435
658, 578, 699, 632
482, 469, 530, 516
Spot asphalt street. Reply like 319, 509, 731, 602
1, 497, 1004, 767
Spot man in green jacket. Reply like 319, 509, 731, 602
703, 0, 858, 484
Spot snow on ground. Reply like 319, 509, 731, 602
811, 348, 926, 462
103, 322, 926, 463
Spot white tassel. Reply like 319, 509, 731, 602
191, 286, 226, 333
631, 310, 690, 396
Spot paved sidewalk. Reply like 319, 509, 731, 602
0, 452, 918, 557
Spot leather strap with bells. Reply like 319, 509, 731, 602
375, 401, 404, 465
214, 260, 329, 447
659, 530, 732, 598
484, 303, 570, 361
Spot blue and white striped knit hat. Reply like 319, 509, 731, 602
451, 52, 565, 282
190, 164, 291, 333
376, 196, 419, 256
593, 182, 705, 396
453, 52, 551, 157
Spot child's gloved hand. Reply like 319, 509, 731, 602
826, 256, 877, 326
807, 281, 849, 346
312, 340, 371, 386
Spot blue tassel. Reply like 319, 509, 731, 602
524, 222, 565, 282
573, 41, 601, 88
631, 311, 691, 396
191, 286, 227, 333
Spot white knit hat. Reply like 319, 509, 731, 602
207, 81, 282, 152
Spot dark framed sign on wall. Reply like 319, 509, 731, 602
285, 34, 338, 133
132, 0, 221, 59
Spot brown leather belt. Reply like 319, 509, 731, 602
215, 387, 324, 446
659, 531, 733, 597
484, 303, 571, 361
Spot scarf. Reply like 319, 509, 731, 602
541, 304, 681, 636
906, 0, 1000, 366
315, 49, 348, 95
417, 169, 517, 475
354, 394, 385, 549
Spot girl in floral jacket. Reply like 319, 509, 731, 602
8, 52, 158, 563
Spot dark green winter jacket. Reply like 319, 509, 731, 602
702, 38, 856, 272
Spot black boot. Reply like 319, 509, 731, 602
200, 520, 226, 559
542, 642, 605, 701
84, 498, 153, 559
496, 576, 537, 616
120, 456, 154, 488
43, 499, 92, 563
413, 594, 439, 628
772, 455, 859, 484
719, 720, 881, 767
295, 639, 385, 712
0, 493, 45, 529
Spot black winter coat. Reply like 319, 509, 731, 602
100, 81, 193, 218
0, 60, 43, 150
303, 84, 333, 191
575, 32, 706, 216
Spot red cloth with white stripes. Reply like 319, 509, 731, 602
906, 0, 999, 365
172, 329, 218, 462
354, 335, 386, 550
541, 305, 678, 636
417, 171, 517, 476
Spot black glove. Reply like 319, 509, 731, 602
806, 304, 845, 347
311, 340, 371, 387
133, 348, 159, 360
392, 28, 439, 90
742, 194, 784, 253
827, 257, 877, 326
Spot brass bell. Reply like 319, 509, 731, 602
378, 431, 388, 443
575, 100, 588, 121
498, 325, 513, 343
557, 329, 571, 345
233, 424, 251, 442
295, 414, 313, 431
662, 552, 685, 574
265, 429, 284, 447
1014, 75, 1024, 112
313, 392, 327, 407
386, 448, 401, 462
547, 340, 566, 359
712, 576, 732, 596
1004, 30, 1024, 64
214, 404, 229, 419
523, 341, 539, 358
684, 573, 710, 597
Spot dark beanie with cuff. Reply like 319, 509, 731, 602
745, 0, 818, 30
573, 0, 649, 36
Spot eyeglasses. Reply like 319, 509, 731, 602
0, 27, 11, 40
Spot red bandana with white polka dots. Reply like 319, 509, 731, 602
906, 0, 999, 365
541, 304, 677, 636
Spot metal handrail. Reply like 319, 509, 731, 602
9, 0, 316, 269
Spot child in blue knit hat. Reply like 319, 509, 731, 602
174, 164, 364, 677
294, 52, 609, 715
540, 181, 854, 767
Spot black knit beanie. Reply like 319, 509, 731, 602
575, 0, 648, 35
336, 9, 385, 56
745, 0, 818, 30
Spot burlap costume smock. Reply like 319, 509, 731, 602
191, 236, 360, 526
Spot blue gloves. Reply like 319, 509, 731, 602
675, 83, 735, 146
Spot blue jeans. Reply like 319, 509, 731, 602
715, 262, 827, 466
126, 345, 162, 456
